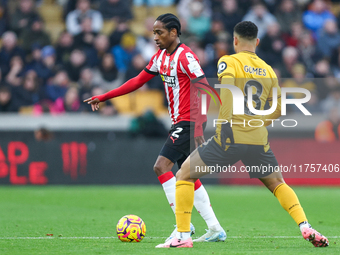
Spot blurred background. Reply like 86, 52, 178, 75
0, 0, 340, 186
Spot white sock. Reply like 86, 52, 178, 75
176, 231, 191, 241
194, 184, 222, 230
161, 176, 176, 214
299, 221, 311, 232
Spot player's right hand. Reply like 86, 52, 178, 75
84, 97, 100, 111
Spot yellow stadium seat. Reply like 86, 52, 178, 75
134, 90, 167, 115
102, 20, 117, 35
44, 22, 66, 43
150, 6, 177, 18
111, 93, 135, 114
132, 6, 149, 22
331, 3, 340, 16
38, 4, 63, 23
129, 20, 146, 36
19, 106, 34, 115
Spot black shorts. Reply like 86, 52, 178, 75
159, 121, 195, 168
197, 137, 278, 178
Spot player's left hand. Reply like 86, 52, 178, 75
194, 136, 205, 148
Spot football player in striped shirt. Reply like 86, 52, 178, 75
85, 13, 226, 244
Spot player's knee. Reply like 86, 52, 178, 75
175, 169, 184, 180
153, 164, 163, 176
263, 178, 284, 193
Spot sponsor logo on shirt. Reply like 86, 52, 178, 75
161, 75, 177, 87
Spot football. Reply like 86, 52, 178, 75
116, 214, 146, 242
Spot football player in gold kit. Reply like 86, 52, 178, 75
157, 21, 329, 248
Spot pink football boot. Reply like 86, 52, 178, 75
156, 237, 193, 248
302, 227, 329, 247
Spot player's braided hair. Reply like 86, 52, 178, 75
234, 21, 258, 40
156, 13, 181, 37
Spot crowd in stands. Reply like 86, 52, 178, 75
1, 0, 340, 117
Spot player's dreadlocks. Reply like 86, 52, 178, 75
234, 21, 258, 40
156, 13, 182, 37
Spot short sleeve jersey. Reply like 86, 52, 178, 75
216, 51, 281, 145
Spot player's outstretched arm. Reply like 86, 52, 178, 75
83, 70, 156, 111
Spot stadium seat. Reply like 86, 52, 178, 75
132, 6, 148, 22
129, 20, 146, 36
150, 6, 177, 18
44, 22, 66, 43
111, 94, 134, 114
134, 90, 167, 115
19, 106, 34, 115
38, 4, 63, 23
111, 90, 167, 115
102, 20, 117, 35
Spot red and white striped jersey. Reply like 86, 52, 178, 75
144, 43, 204, 125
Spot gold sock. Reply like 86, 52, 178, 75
273, 183, 308, 225
176, 180, 195, 232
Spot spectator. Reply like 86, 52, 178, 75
314, 59, 334, 100
315, 107, 340, 142
0, 1, 8, 36
78, 67, 97, 102
66, 0, 103, 35
30, 45, 57, 82
111, 32, 139, 72
87, 34, 110, 67
321, 86, 340, 113
220, 0, 243, 36
34, 127, 54, 141
93, 52, 122, 89
298, 31, 322, 73
26, 43, 43, 70
5, 55, 24, 87
99, 0, 133, 21
10, 0, 41, 36
0, 85, 19, 112
202, 17, 226, 48
55, 86, 82, 113
12, 69, 43, 107
176, 18, 196, 46
283, 21, 304, 47
275, 0, 302, 34
20, 18, 51, 53
109, 18, 130, 47
195, 47, 216, 78
276, 46, 299, 78
125, 54, 162, 90
133, 0, 175, 7
55, 31, 75, 66
303, 0, 335, 35
317, 19, 340, 58
281, 63, 317, 99
0, 32, 25, 77
258, 22, 285, 66
187, 1, 211, 40
136, 17, 158, 62
64, 49, 87, 81
73, 17, 98, 50
45, 70, 70, 101
177, 0, 212, 22
242, 3, 277, 39
331, 45, 340, 79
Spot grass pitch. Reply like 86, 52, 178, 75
0, 185, 339, 255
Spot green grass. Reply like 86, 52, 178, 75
0, 185, 339, 254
